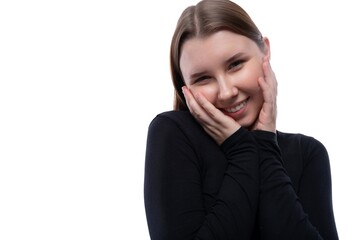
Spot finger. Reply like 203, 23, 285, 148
262, 58, 277, 96
183, 87, 240, 143
258, 76, 271, 101
182, 86, 202, 115
195, 92, 240, 132
182, 87, 215, 124
195, 92, 241, 140
258, 73, 276, 113
262, 58, 272, 82
194, 92, 224, 123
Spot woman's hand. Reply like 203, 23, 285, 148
182, 86, 241, 145
251, 56, 277, 133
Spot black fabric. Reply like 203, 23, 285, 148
144, 111, 338, 240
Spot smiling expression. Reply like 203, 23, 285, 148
180, 30, 270, 128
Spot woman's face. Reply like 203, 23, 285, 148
180, 30, 270, 128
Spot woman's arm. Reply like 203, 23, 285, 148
253, 131, 338, 240
144, 114, 259, 240
298, 136, 339, 240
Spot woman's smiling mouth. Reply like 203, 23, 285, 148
223, 97, 249, 113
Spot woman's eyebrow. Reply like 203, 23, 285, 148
225, 52, 246, 65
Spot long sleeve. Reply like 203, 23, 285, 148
296, 134, 338, 240
253, 130, 338, 240
144, 113, 259, 240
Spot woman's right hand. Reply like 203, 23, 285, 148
182, 86, 241, 145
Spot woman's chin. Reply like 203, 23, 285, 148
235, 118, 256, 130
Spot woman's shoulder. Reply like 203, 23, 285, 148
149, 110, 199, 129
147, 110, 217, 153
277, 130, 326, 148
148, 110, 205, 138
155, 110, 194, 122
276, 130, 329, 161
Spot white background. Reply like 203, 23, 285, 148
0, 0, 359, 239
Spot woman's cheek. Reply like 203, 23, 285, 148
189, 84, 217, 104
242, 65, 263, 93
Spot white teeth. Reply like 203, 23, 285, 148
225, 100, 247, 113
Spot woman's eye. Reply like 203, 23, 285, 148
194, 76, 210, 83
228, 60, 243, 70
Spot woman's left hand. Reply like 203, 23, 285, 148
251, 56, 278, 133
182, 86, 241, 145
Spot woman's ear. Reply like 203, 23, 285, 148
262, 37, 271, 60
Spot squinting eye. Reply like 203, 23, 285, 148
194, 76, 210, 83
228, 60, 243, 70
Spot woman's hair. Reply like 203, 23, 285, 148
170, 0, 264, 110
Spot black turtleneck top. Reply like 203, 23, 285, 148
144, 111, 338, 240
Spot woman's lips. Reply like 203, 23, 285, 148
221, 97, 249, 119
223, 97, 249, 113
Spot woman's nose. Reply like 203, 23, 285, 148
217, 77, 238, 101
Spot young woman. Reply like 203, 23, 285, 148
144, 0, 338, 239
